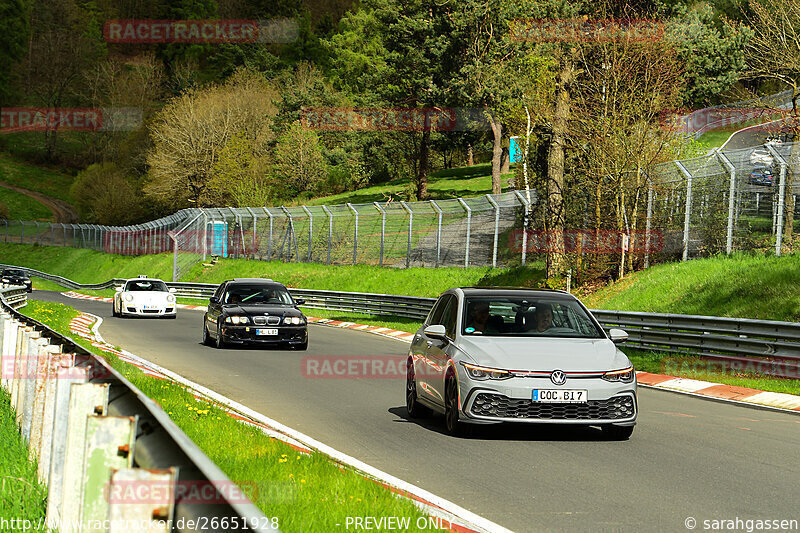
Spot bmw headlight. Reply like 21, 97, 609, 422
166, 294, 176, 303
602, 366, 634, 383
225, 316, 248, 325
1, 278, 8, 282
283, 316, 303, 325
461, 362, 512, 381
124, 294, 134, 302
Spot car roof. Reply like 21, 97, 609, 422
125, 278, 164, 283
457, 287, 574, 299
225, 278, 285, 287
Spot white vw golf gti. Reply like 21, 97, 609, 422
407, 288, 637, 439
113, 276, 177, 319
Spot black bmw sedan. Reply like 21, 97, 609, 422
202, 278, 308, 350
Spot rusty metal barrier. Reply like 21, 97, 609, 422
0, 287, 277, 532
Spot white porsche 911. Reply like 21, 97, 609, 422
113, 276, 177, 319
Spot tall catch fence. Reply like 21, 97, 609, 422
2, 141, 798, 280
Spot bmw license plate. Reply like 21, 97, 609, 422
256, 329, 278, 336
533, 389, 588, 403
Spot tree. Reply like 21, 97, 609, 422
0, 0, 30, 104
273, 121, 327, 198
144, 69, 278, 208
668, 3, 750, 108
326, 0, 461, 200
744, 0, 800, 114
70, 162, 145, 224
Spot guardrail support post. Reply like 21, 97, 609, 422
675, 161, 693, 261
373, 202, 386, 266
430, 200, 442, 267
264, 208, 273, 261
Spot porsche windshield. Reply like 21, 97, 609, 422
125, 280, 169, 292
224, 285, 294, 306
462, 297, 604, 338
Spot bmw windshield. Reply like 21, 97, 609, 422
462, 297, 604, 338
224, 285, 294, 306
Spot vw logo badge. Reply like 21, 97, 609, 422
550, 370, 567, 386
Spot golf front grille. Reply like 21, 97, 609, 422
470, 393, 635, 420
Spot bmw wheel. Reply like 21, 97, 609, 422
202, 321, 212, 346
215, 321, 226, 349
444, 377, 465, 436
406, 361, 427, 418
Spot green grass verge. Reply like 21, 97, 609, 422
0, 389, 48, 522
0, 153, 74, 203
625, 348, 800, 395
20, 299, 435, 532
0, 186, 53, 221
1, 243, 547, 298
580, 252, 800, 322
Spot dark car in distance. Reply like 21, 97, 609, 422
1, 269, 33, 292
202, 278, 308, 350
749, 165, 774, 187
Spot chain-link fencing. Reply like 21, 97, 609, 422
3, 141, 799, 281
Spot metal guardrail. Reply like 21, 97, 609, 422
5, 263, 800, 376
0, 287, 277, 532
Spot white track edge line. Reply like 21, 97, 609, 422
79, 312, 512, 533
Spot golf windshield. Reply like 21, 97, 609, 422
462, 297, 604, 338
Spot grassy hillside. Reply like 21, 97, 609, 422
0, 187, 53, 220
0, 243, 546, 298
0, 153, 74, 203
580, 253, 800, 322
5, 242, 800, 322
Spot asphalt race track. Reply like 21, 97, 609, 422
32, 291, 800, 533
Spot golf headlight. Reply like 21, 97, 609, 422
602, 366, 634, 383
124, 294, 133, 302
225, 316, 248, 324
283, 316, 302, 325
166, 294, 176, 303
461, 362, 512, 381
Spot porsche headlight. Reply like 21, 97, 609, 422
602, 366, 634, 383
225, 316, 248, 325
166, 294, 176, 303
124, 294, 134, 302
283, 316, 303, 325
461, 362, 512, 381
